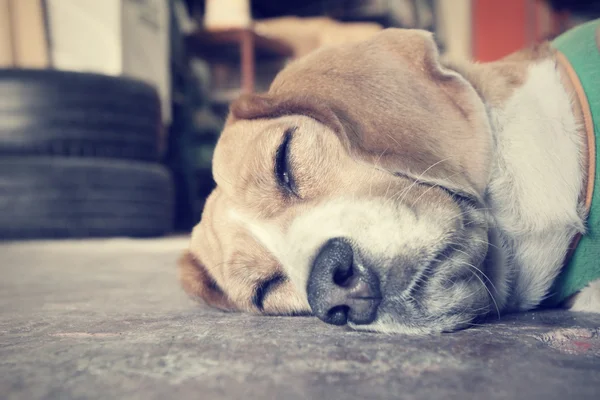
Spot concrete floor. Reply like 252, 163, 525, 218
1, 238, 599, 400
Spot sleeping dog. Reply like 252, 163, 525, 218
179, 21, 600, 334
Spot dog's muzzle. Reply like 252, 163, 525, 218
307, 238, 382, 326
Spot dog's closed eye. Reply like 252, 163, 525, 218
252, 273, 287, 311
275, 127, 298, 197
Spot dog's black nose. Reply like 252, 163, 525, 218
307, 238, 381, 326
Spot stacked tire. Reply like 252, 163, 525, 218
0, 69, 174, 239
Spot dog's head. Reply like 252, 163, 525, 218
180, 29, 506, 334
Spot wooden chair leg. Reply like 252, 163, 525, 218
240, 29, 254, 93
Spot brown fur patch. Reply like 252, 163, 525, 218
178, 251, 235, 311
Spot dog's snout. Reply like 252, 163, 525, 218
307, 238, 381, 326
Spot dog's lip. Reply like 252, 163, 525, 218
373, 247, 486, 329
381, 243, 457, 299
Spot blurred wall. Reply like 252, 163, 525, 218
473, 0, 556, 62
435, 0, 472, 62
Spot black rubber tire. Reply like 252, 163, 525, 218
0, 157, 174, 239
0, 69, 161, 161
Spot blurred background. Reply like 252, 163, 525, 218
0, 0, 599, 240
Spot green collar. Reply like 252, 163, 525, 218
544, 19, 600, 306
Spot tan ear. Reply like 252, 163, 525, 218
178, 251, 235, 311
242, 28, 494, 200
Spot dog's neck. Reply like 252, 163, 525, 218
451, 47, 589, 311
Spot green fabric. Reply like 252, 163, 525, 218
544, 19, 600, 306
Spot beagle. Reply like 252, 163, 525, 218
179, 23, 600, 334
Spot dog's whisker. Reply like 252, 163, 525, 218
468, 268, 501, 318
384, 132, 401, 148
408, 171, 465, 208
409, 181, 442, 209
469, 237, 502, 251
451, 246, 500, 295
383, 176, 393, 201
397, 156, 455, 204
374, 145, 390, 168
459, 261, 501, 318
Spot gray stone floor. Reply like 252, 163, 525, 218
1, 238, 599, 400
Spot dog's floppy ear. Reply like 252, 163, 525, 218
369, 29, 494, 199
178, 251, 234, 311
231, 29, 493, 201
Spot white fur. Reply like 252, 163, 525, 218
569, 279, 600, 312
485, 59, 586, 310
231, 198, 457, 305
